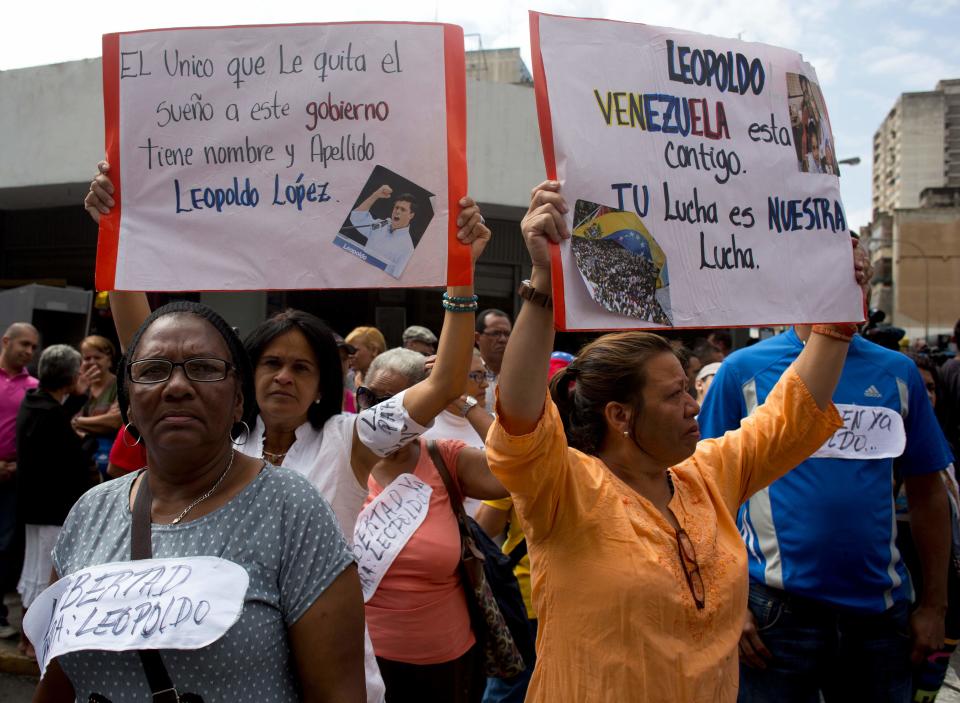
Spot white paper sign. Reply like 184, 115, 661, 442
811, 404, 906, 460
353, 473, 432, 602
530, 12, 863, 330
24, 556, 249, 677
96, 22, 469, 291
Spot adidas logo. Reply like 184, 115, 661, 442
864, 385, 882, 398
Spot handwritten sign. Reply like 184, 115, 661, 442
811, 404, 906, 460
356, 391, 431, 458
530, 12, 863, 330
96, 23, 468, 291
353, 473, 433, 601
24, 556, 248, 677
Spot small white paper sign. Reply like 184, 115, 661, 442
811, 404, 906, 460
353, 473, 432, 602
25, 556, 249, 677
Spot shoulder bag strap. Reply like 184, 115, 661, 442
506, 539, 528, 568
130, 473, 181, 703
426, 440, 470, 528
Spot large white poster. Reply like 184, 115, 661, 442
530, 12, 863, 330
97, 22, 469, 291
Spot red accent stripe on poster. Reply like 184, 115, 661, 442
95, 33, 121, 292
530, 12, 567, 329
443, 25, 470, 286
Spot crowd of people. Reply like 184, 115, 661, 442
571, 236, 672, 324
0, 160, 951, 703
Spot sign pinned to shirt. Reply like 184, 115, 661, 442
529, 12, 863, 331
96, 22, 468, 291
353, 473, 433, 602
811, 404, 906, 460
24, 556, 248, 678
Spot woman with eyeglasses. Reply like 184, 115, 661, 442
482, 181, 870, 703
33, 302, 365, 702
84, 161, 496, 702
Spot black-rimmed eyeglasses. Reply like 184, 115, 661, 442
128, 358, 233, 384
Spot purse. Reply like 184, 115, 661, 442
426, 441, 527, 679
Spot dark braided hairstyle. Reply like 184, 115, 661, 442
549, 331, 680, 455
117, 301, 256, 437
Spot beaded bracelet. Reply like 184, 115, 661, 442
442, 293, 479, 304
442, 299, 478, 313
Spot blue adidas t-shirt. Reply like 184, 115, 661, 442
698, 329, 952, 613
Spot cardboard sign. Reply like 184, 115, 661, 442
24, 556, 248, 677
97, 22, 468, 291
353, 473, 433, 602
811, 404, 906, 460
530, 12, 864, 331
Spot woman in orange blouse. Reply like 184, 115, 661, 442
484, 181, 870, 702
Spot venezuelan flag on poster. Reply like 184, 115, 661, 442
572, 210, 669, 288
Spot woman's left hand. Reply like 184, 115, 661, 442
456, 196, 491, 265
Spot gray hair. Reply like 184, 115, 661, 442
367, 347, 427, 386
402, 325, 437, 345
38, 344, 81, 391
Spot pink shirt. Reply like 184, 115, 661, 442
363, 439, 475, 664
0, 367, 38, 460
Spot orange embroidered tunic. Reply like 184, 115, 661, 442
485, 369, 842, 702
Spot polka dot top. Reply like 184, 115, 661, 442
51, 466, 355, 701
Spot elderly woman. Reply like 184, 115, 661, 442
84, 161, 494, 702
71, 335, 122, 477
32, 302, 364, 702
355, 347, 508, 702
481, 181, 868, 702
15, 346, 92, 645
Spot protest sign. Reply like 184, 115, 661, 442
96, 22, 468, 291
811, 404, 906, 460
353, 473, 433, 602
529, 12, 864, 331
24, 556, 248, 677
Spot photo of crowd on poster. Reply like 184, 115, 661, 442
788, 73, 840, 176
334, 165, 435, 279
570, 200, 673, 325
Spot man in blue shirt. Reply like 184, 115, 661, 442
699, 326, 952, 702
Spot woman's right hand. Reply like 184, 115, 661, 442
521, 180, 570, 270
83, 161, 115, 224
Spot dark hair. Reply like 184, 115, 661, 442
692, 340, 723, 365
243, 309, 343, 429
904, 351, 939, 382
476, 308, 510, 334
394, 193, 418, 215
954, 318, 960, 345
117, 301, 256, 432
549, 331, 680, 455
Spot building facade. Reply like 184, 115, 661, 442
867, 79, 960, 342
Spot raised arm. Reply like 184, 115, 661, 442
83, 161, 151, 352
497, 181, 570, 435
354, 184, 392, 213
350, 198, 490, 472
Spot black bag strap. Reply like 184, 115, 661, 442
131, 473, 181, 703
506, 539, 528, 568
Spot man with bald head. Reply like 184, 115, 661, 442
0, 322, 39, 638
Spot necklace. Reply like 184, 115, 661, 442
261, 448, 288, 465
154, 450, 236, 525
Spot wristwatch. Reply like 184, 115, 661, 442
518, 279, 553, 308
460, 395, 479, 416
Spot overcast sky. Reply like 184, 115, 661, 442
4, 0, 959, 228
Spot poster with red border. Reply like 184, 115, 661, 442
96, 22, 468, 292
530, 11, 863, 331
